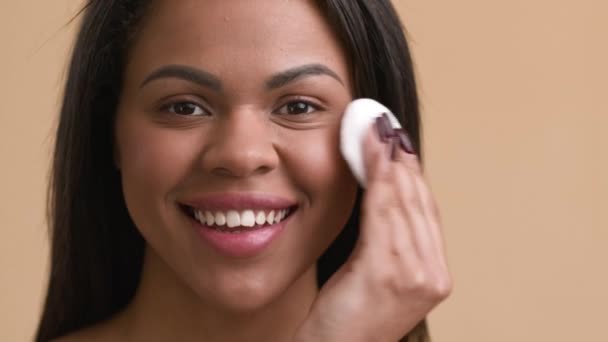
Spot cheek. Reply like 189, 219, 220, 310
290, 135, 349, 190
284, 128, 358, 234
115, 117, 199, 229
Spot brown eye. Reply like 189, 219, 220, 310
164, 102, 206, 116
276, 101, 318, 115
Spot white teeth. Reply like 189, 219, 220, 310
241, 210, 256, 227
266, 211, 275, 225
192, 208, 292, 228
205, 211, 214, 225
273, 210, 282, 224
215, 212, 226, 226
281, 209, 290, 221
194, 210, 205, 225
255, 211, 266, 225
226, 210, 240, 228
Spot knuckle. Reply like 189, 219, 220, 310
374, 268, 453, 301
410, 272, 451, 299
427, 277, 454, 300
386, 270, 429, 295
411, 271, 429, 290
376, 270, 408, 296
435, 277, 454, 298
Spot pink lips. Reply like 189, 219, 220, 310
181, 192, 296, 211
181, 192, 297, 258
194, 219, 289, 258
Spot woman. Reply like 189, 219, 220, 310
37, 0, 452, 341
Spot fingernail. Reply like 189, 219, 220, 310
394, 129, 415, 154
374, 115, 392, 143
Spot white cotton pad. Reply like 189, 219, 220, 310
340, 98, 402, 187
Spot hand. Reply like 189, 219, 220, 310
294, 117, 453, 342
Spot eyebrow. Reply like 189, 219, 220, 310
140, 65, 222, 91
139, 63, 344, 91
265, 63, 344, 90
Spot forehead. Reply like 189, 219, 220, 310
127, 0, 350, 85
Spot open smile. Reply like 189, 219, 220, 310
176, 192, 300, 257
180, 205, 298, 233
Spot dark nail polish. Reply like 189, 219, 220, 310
395, 129, 415, 154
375, 116, 392, 142
381, 113, 399, 138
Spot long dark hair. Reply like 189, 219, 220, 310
36, 1, 428, 341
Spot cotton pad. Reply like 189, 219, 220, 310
340, 98, 402, 187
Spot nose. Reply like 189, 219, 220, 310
200, 110, 279, 178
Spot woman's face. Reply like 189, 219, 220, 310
115, 0, 357, 311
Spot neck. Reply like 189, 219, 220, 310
115, 247, 318, 342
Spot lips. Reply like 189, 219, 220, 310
180, 192, 297, 211
178, 192, 298, 258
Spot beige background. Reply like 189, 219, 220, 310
1, 0, 606, 341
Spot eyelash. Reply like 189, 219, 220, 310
160, 101, 207, 116
160, 98, 322, 117
275, 99, 321, 116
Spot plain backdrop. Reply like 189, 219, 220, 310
1, 1, 606, 341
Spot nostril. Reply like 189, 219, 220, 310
202, 137, 279, 178
211, 164, 275, 178
211, 167, 234, 177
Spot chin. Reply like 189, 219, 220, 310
190, 272, 290, 314
216, 291, 277, 314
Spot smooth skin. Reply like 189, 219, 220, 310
56, 0, 451, 341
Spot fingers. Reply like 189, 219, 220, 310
391, 152, 435, 260
388, 145, 453, 297
360, 123, 422, 271
361, 117, 449, 272
392, 147, 450, 273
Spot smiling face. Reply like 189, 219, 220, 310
115, 0, 358, 312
